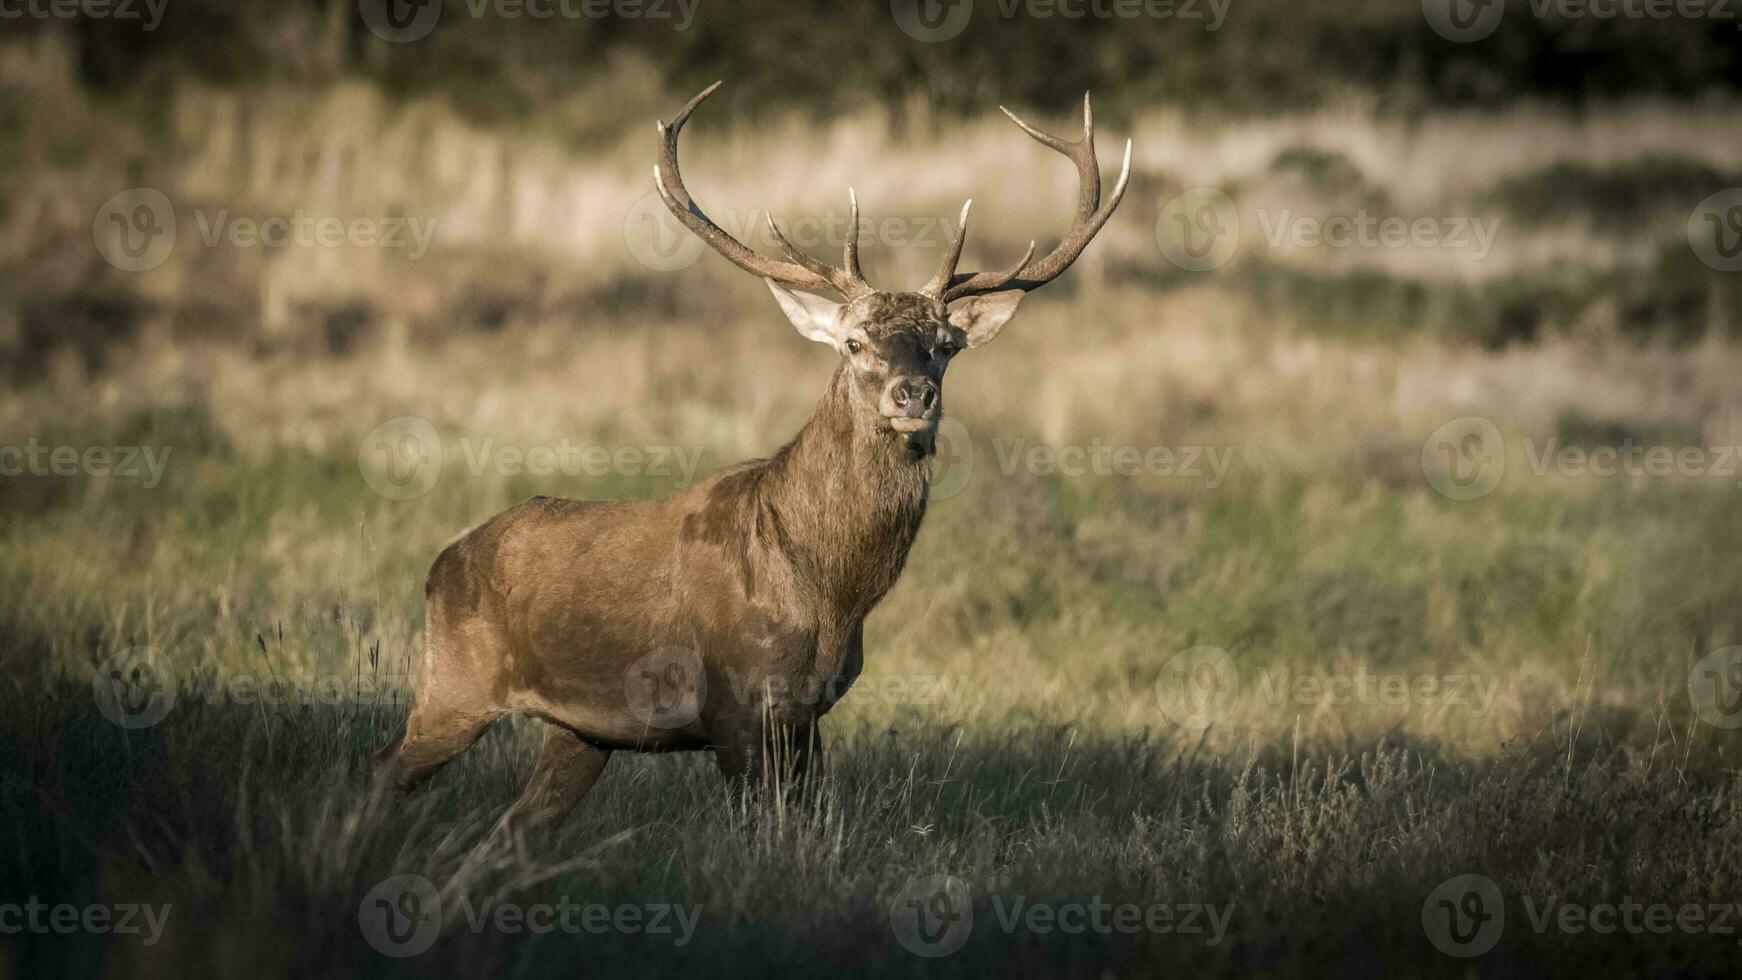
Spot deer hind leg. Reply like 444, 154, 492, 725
377, 702, 504, 792
375, 594, 507, 792
500, 722, 612, 828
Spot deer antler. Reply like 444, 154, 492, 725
655, 82, 874, 301
924, 93, 1132, 304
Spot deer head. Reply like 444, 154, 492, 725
654, 82, 1131, 450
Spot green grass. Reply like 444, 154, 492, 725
5, 342, 1742, 973
3, 687, 1739, 976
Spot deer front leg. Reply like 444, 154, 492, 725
711, 709, 822, 797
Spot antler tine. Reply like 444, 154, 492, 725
974, 239, 1036, 294
843, 188, 864, 284
762, 193, 875, 300
942, 93, 1131, 303
921, 199, 972, 298
764, 213, 841, 284
654, 82, 871, 298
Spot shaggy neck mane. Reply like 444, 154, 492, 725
756, 365, 932, 620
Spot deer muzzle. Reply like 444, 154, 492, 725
882, 377, 940, 432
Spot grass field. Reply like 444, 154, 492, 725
5, 45, 1742, 977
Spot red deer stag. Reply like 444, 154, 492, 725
376, 82, 1130, 823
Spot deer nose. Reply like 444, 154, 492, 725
883, 377, 939, 419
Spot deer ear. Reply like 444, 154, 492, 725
766, 280, 847, 347
948, 291, 1025, 348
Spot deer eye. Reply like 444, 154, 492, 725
845, 340, 863, 354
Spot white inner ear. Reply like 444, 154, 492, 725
766, 279, 848, 347
948, 290, 1025, 348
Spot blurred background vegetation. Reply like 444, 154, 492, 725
37, 0, 1742, 118
4, 0, 1742, 381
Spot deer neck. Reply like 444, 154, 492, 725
761, 366, 932, 619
